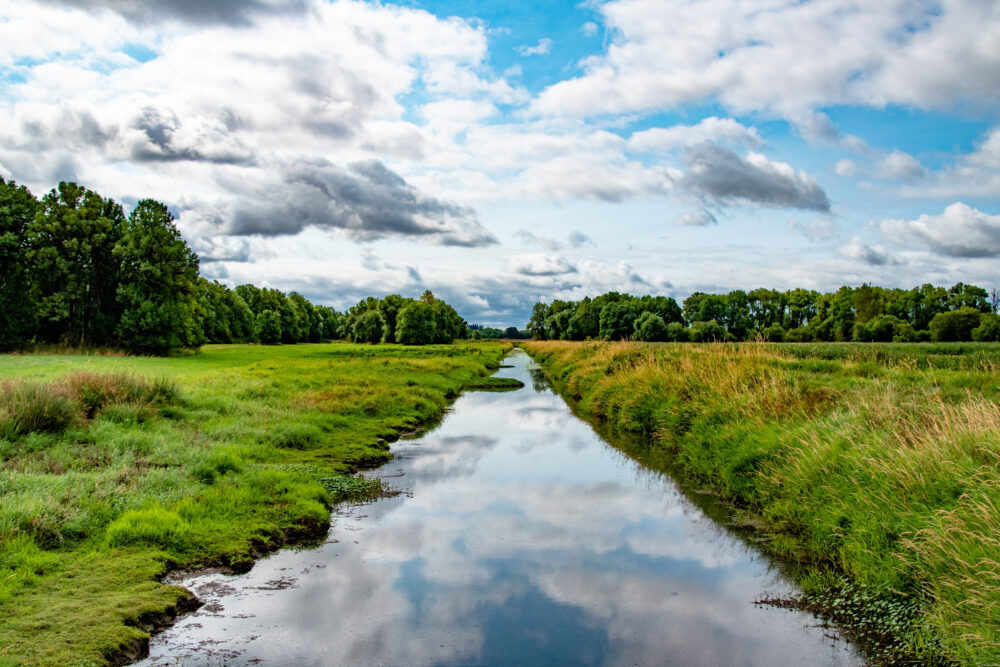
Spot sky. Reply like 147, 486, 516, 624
1, 0, 998, 326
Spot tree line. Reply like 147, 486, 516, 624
527, 284, 1000, 343
0, 179, 467, 354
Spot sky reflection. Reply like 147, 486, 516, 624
141, 349, 860, 666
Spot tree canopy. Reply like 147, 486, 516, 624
527, 282, 998, 343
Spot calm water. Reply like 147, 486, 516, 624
141, 349, 860, 666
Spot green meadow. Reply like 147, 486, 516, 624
0, 341, 510, 666
524, 340, 1000, 666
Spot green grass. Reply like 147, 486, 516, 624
523, 340, 1000, 666
0, 341, 510, 665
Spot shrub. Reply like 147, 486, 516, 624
760, 324, 786, 342
351, 309, 386, 344
784, 326, 813, 342
0, 380, 77, 436
929, 307, 983, 342
665, 321, 689, 342
972, 313, 1000, 342
633, 312, 668, 342
690, 320, 731, 342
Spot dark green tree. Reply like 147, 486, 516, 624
0, 178, 39, 349
527, 302, 550, 339
114, 199, 201, 354
633, 311, 668, 341
377, 294, 407, 343
26, 182, 125, 345
255, 309, 282, 344
396, 301, 436, 345
690, 320, 730, 342
599, 301, 635, 340
352, 309, 386, 343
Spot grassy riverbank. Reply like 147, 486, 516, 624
523, 340, 1000, 665
0, 341, 510, 666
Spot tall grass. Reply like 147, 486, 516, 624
0, 341, 511, 665
524, 340, 1000, 665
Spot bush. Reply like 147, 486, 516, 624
929, 307, 984, 342
351, 309, 385, 344
784, 326, 813, 342
972, 313, 1000, 342
690, 320, 731, 342
760, 324, 786, 342
665, 321, 689, 342
0, 380, 77, 436
633, 312, 668, 342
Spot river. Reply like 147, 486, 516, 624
140, 348, 861, 666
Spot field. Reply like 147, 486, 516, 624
523, 340, 1000, 665
0, 341, 511, 666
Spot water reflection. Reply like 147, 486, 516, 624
141, 349, 860, 666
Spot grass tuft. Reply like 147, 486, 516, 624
105, 507, 189, 550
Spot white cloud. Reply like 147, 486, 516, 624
835, 159, 859, 177
673, 143, 829, 211
903, 125, 1000, 198
838, 236, 890, 265
509, 253, 577, 276
876, 150, 925, 181
531, 0, 1000, 119
627, 117, 762, 152
515, 38, 553, 57
877, 203, 1000, 258
581, 21, 599, 37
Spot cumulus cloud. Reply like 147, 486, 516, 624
515, 38, 553, 57
581, 21, 599, 37
876, 150, 925, 181
627, 117, 762, 153
531, 0, 1000, 119
222, 159, 496, 246
838, 236, 890, 265
674, 143, 830, 211
515, 229, 596, 250
509, 254, 577, 276
903, 126, 1000, 198
35, 0, 309, 26
877, 203, 1000, 258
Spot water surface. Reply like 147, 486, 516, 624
142, 349, 860, 666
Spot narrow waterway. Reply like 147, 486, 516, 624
141, 349, 861, 666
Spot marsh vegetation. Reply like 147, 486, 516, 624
524, 340, 1000, 665
0, 341, 509, 665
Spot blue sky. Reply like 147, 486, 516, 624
1, 0, 998, 326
